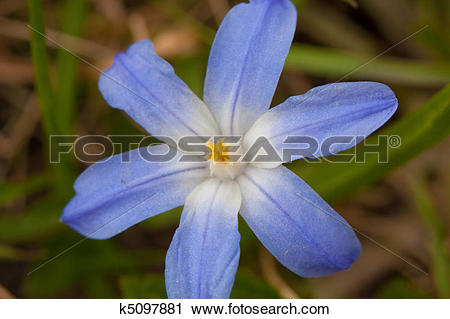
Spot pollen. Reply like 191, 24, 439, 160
205, 139, 233, 165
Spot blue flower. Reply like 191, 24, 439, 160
62, 0, 398, 298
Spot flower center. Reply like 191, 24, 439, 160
205, 140, 233, 165
205, 139, 246, 180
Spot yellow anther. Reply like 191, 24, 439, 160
205, 139, 233, 165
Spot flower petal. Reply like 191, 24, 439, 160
204, 0, 297, 135
244, 82, 398, 168
237, 165, 361, 277
165, 178, 241, 298
62, 145, 208, 239
98, 39, 219, 140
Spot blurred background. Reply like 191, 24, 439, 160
0, 0, 449, 298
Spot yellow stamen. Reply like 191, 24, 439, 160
205, 139, 233, 165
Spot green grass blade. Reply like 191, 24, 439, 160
55, 0, 88, 132
285, 44, 450, 86
287, 84, 450, 202
0, 245, 41, 261
0, 201, 62, 244
231, 269, 280, 298
29, 0, 86, 198
119, 274, 167, 298
0, 173, 52, 206
28, 0, 57, 136
409, 177, 450, 298
53, 0, 88, 197
376, 276, 431, 298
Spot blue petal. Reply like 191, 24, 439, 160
204, 0, 297, 135
237, 165, 361, 277
61, 145, 208, 239
244, 82, 398, 167
98, 39, 219, 140
165, 178, 241, 298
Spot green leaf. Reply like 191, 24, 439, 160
287, 84, 450, 202
140, 206, 182, 230
82, 275, 117, 298
299, 1, 377, 54
285, 44, 450, 86
290, 0, 309, 9
376, 276, 431, 299
230, 269, 279, 299
0, 200, 62, 243
28, 0, 77, 197
417, 0, 450, 60
55, 0, 88, 132
25, 236, 160, 297
0, 245, 41, 261
0, 173, 52, 206
409, 177, 450, 298
173, 56, 207, 98
119, 274, 167, 298
53, 0, 88, 198
28, 0, 57, 136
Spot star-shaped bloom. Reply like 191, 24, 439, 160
62, 0, 398, 298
